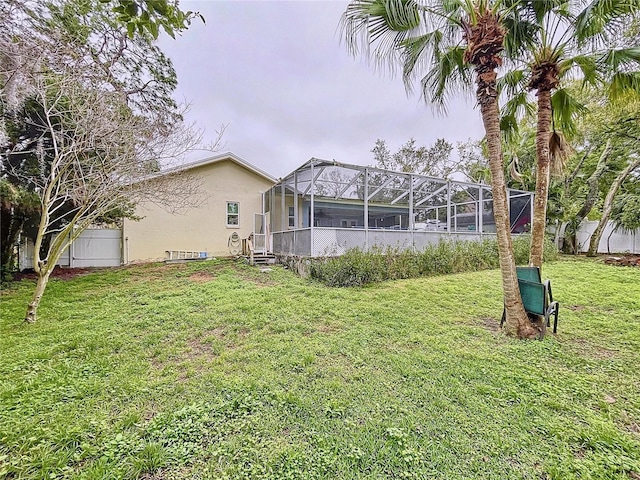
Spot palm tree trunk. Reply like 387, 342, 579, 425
587, 157, 640, 256
477, 85, 538, 339
530, 89, 552, 267
462, 8, 539, 339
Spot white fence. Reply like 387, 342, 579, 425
574, 221, 639, 254
19, 228, 122, 270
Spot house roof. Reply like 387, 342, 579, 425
163, 152, 277, 183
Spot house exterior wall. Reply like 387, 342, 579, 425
123, 159, 274, 263
268, 190, 305, 231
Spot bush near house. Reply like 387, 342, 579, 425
310, 236, 558, 287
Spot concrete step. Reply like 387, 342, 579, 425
251, 254, 276, 265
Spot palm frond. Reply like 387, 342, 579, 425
498, 68, 527, 98
400, 30, 443, 91
598, 47, 640, 70
420, 45, 471, 113
340, 0, 418, 62
551, 88, 588, 138
509, 154, 524, 184
528, 0, 570, 23
500, 114, 519, 142
502, 16, 539, 58
558, 54, 599, 85
340, 0, 464, 80
608, 71, 640, 99
500, 90, 535, 141
574, 0, 639, 46
549, 131, 572, 176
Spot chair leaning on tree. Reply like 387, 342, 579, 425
501, 266, 559, 337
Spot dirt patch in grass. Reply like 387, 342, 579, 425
15, 266, 95, 281
315, 323, 341, 334
188, 272, 215, 283
141, 467, 192, 480
567, 305, 585, 311
196, 326, 249, 352
126, 262, 189, 280
208, 326, 226, 339
234, 268, 278, 287
604, 254, 640, 267
568, 337, 618, 359
620, 411, 640, 435
184, 336, 217, 359
478, 316, 502, 333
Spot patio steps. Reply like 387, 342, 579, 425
250, 253, 277, 266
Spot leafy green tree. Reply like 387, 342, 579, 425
1, 0, 208, 322
545, 88, 640, 254
106, 0, 204, 39
499, 0, 640, 267
0, 180, 39, 279
372, 138, 456, 177
342, 0, 538, 338
457, 139, 490, 183
607, 193, 640, 252
0, 0, 180, 278
586, 156, 640, 255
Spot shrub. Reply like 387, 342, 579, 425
310, 236, 558, 287
512, 235, 558, 264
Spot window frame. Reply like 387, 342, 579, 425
226, 201, 240, 228
288, 206, 295, 228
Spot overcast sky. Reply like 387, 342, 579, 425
159, 0, 486, 179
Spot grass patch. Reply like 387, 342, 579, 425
1, 257, 639, 479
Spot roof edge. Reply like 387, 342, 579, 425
161, 152, 277, 183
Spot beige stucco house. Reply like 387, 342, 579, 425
123, 152, 276, 263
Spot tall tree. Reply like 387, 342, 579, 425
551, 87, 640, 254
342, 0, 538, 338
371, 138, 457, 177
108, 0, 204, 39
500, 0, 640, 267
606, 192, 640, 253
1, 0, 212, 322
584, 92, 640, 255
586, 156, 640, 255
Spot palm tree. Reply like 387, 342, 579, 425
342, 0, 539, 338
500, 0, 640, 267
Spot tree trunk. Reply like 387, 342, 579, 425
463, 9, 538, 339
1, 206, 22, 276
477, 87, 538, 339
24, 269, 52, 323
562, 141, 612, 254
529, 89, 552, 267
587, 157, 640, 256
481, 104, 538, 338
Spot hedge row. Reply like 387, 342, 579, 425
309, 235, 558, 287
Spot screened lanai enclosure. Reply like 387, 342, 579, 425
260, 159, 533, 257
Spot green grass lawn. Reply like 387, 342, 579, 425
1, 257, 639, 479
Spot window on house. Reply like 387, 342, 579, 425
288, 206, 295, 227
226, 201, 239, 226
